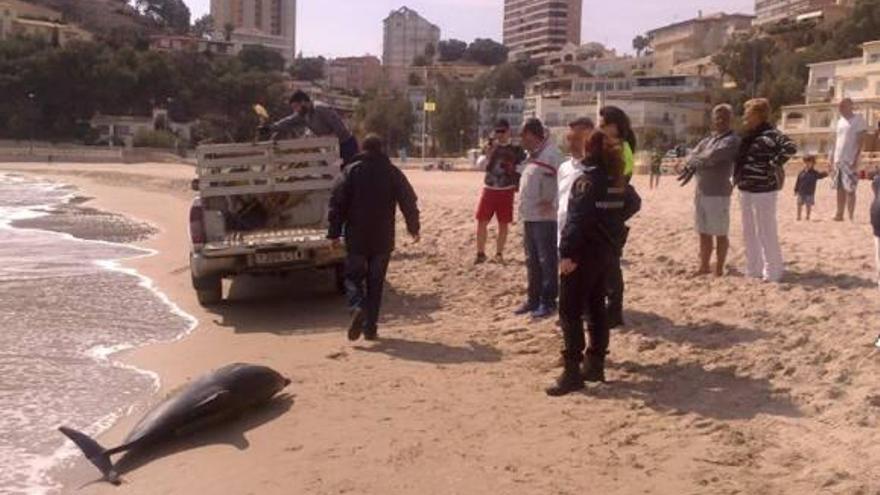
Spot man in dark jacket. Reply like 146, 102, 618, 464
328, 135, 420, 341
265, 90, 359, 166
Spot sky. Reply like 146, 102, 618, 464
184, 0, 756, 58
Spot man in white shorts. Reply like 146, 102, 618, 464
830, 98, 867, 222
680, 105, 741, 276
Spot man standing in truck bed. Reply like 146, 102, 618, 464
265, 90, 359, 166
328, 135, 420, 341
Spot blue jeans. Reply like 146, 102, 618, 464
523, 221, 558, 308
344, 253, 391, 331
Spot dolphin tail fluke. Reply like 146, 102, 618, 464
58, 426, 121, 485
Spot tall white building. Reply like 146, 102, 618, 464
503, 0, 582, 62
211, 0, 297, 64
382, 6, 440, 68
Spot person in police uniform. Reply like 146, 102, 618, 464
547, 131, 641, 396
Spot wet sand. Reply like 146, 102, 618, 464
2, 162, 879, 494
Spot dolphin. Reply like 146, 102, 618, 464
59, 363, 291, 485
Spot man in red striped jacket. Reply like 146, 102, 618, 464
514, 118, 564, 319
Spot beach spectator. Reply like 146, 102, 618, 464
328, 135, 420, 341
871, 167, 880, 289
600, 106, 637, 181
734, 98, 797, 283
474, 119, 526, 264
547, 131, 635, 396
680, 104, 740, 276
649, 150, 663, 189
265, 90, 360, 166
794, 155, 828, 221
829, 98, 867, 222
514, 118, 563, 319
599, 106, 638, 328
558, 117, 595, 242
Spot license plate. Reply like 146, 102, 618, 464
253, 250, 304, 265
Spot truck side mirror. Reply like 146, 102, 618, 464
191, 178, 199, 191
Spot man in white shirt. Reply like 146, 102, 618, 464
830, 98, 867, 221
557, 117, 595, 243
515, 118, 564, 319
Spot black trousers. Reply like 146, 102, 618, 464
607, 254, 624, 316
344, 252, 391, 331
559, 248, 612, 357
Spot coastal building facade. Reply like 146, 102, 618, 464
149, 35, 234, 56
648, 12, 753, 75
503, 0, 582, 62
526, 74, 713, 145
781, 40, 880, 156
0, 0, 92, 46
326, 56, 383, 94
753, 0, 854, 28
210, 0, 296, 64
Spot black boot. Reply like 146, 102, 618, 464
583, 350, 606, 383
546, 352, 585, 396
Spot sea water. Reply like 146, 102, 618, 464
0, 173, 195, 494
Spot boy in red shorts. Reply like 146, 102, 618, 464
475, 119, 526, 264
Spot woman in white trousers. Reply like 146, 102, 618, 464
871, 170, 880, 288
734, 99, 798, 282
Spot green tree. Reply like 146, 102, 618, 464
239, 45, 285, 73
135, 0, 191, 33
464, 38, 508, 66
632, 35, 650, 57
355, 90, 415, 153
438, 39, 468, 62
433, 82, 476, 154
289, 54, 325, 80
222, 22, 234, 41
192, 14, 214, 38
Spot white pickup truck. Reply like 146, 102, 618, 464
188, 136, 346, 305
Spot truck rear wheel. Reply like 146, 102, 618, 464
193, 274, 223, 306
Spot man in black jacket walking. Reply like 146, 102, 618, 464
328, 135, 420, 341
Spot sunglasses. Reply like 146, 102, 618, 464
494, 129, 509, 134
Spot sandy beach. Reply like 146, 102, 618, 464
3, 161, 880, 494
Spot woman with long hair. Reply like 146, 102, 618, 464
600, 106, 637, 181
599, 106, 637, 328
548, 131, 633, 396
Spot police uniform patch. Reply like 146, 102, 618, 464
574, 176, 592, 197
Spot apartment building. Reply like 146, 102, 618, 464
753, 0, 854, 27
210, 0, 296, 64
781, 40, 880, 156
326, 56, 383, 93
382, 7, 440, 68
648, 12, 753, 75
503, 0, 582, 62
0, 0, 92, 46
527, 74, 713, 145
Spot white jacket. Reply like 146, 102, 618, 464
518, 139, 563, 222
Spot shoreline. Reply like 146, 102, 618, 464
3, 162, 880, 494
0, 171, 198, 494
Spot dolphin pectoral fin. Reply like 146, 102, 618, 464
58, 426, 121, 484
